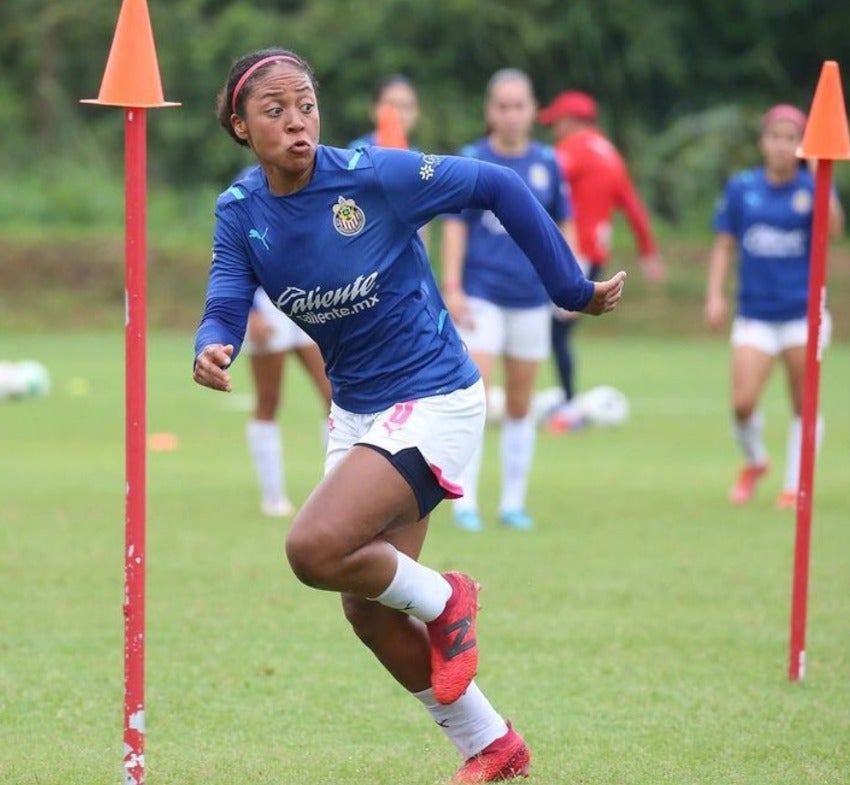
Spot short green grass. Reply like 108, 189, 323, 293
2, 330, 849, 785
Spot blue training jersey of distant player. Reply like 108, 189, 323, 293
197, 145, 593, 412
455, 139, 571, 308
713, 166, 818, 321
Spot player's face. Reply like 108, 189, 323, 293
486, 79, 536, 147
232, 63, 320, 193
374, 82, 419, 135
760, 119, 803, 177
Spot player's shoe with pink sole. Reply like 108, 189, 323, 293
427, 571, 480, 705
452, 722, 531, 783
729, 462, 768, 504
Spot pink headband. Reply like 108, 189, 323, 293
762, 104, 807, 132
231, 54, 302, 114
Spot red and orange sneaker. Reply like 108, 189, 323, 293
427, 571, 480, 705
776, 490, 797, 510
452, 722, 531, 783
728, 463, 769, 505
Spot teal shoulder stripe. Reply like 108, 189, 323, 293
227, 185, 245, 200
347, 150, 363, 170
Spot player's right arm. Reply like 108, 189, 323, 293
704, 233, 735, 330
441, 218, 472, 328
615, 166, 666, 283
193, 204, 258, 391
705, 177, 740, 331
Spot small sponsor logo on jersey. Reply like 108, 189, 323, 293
529, 163, 550, 191
742, 223, 806, 257
332, 196, 366, 236
274, 272, 380, 325
792, 189, 812, 214
419, 154, 442, 181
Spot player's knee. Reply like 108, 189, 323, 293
733, 400, 757, 421
285, 527, 335, 588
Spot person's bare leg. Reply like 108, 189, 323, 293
778, 345, 823, 498
285, 445, 423, 596
728, 345, 774, 502
503, 356, 537, 420
287, 446, 480, 706
731, 345, 774, 424
340, 518, 431, 691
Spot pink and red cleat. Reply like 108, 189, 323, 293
729, 462, 769, 504
452, 722, 531, 783
427, 573, 530, 782
427, 571, 481, 705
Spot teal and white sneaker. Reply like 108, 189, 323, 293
453, 509, 483, 532
499, 510, 533, 530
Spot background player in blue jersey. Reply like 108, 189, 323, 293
704, 104, 844, 508
193, 48, 625, 783
348, 74, 421, 150
442, 68, 575, 532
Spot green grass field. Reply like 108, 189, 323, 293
2, 330, 849, 785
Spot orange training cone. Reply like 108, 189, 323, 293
375, 104, 408, 149
81, 0, 178, 108
798, 61, 850, 160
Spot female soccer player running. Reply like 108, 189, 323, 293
193, 48, 625, 782
705, 104, 844, 508
442, 68, 576, 531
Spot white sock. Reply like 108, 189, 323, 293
783, 415, 825, 493
371, 550, 452, 623
500, 417, 535, 513
246, 419, 286, 503
414, 683, 508, 759
733, 411, 768, 466
454, 438, 483, 514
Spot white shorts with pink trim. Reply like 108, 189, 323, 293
324, 378, 486, 499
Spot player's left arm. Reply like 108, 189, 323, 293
470, 162, 624, 314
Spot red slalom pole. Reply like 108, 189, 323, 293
787, 159, 831, 681
81, 1, 178, 779
786, 60, 850, 681
123, 106, 148, 783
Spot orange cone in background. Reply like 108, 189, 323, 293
798, 61, 850, 160
375, 104, 408, 149
81, 0, 178, 107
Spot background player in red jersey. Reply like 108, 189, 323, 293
538, 91, 665, 432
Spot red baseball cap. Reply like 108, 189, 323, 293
538, 91, 598, 124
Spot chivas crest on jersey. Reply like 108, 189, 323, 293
332, 196, 366, 236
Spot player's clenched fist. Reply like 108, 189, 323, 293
193, 343, 234, 392
583, 270, 627, 315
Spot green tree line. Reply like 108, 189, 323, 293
2, 0, 848, 221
